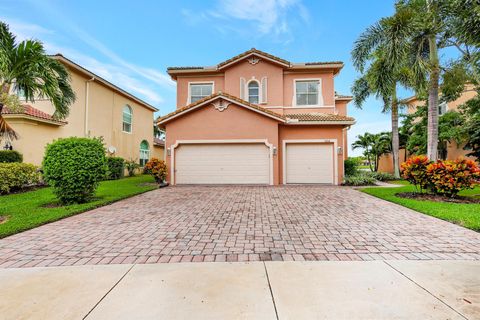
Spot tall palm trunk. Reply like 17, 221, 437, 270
426, 0, 439, 161
427, 35, 440, 161
391, 87, 400, 178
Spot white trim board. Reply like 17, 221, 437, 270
282, 139, 338, 185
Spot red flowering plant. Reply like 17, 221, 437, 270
143, 158, 167, 184
425, 159, 480, 197
400, 155, 431, 192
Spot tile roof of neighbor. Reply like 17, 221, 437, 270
285, 113, 355, 122
2, 105, 67, 124
51, 54, 158, 112
167, 48, 344, 72
156, 92, 355, 125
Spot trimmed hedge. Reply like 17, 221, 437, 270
343, 173, 376, 186
0, 163, 40, 194
366, 171, 397, 181
0, 150, 23, 163
106, 157, 124, 180
344, 158, 360, 176
43, 137, 106, 204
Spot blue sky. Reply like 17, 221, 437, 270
2, 0, 406, 155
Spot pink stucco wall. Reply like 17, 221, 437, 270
165, 103, 280, 184
279, 125, 346, 183
174, 59, 337, 113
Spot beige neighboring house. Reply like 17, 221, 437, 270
378, 85, 477, 173
3, 54, 165, 166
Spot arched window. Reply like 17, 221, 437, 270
122, 105, 132, 133
248, 81, 259, 104
139, 140, 150, 166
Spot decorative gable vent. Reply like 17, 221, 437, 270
248, 56, 260, 65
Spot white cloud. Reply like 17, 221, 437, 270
183, 0, 309, 39
348, 120, 391, 156
1, 16, 170, 107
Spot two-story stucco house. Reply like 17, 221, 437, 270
157, 49, 354, 185
3, 54, 164, 166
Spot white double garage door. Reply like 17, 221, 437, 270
174, 142, 335, 185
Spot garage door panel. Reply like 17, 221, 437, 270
175, 144, 270, 184
286, 143, 334, 184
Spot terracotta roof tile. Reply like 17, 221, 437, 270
156, 92, 286, 125
217, 48, 290, 68
3, 105, 67, 124
167, 48, 344, 73
285, 113, 355, 122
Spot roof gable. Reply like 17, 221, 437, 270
156, 92, 286, 125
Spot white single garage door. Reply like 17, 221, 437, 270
286, 143, 334, 184
175, 143, 270, 184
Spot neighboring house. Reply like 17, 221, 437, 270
377, 85, 477, 173
3, 54, 164, 166
157, 48, 354, 185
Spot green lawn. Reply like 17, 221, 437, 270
361, 183, 480, 231
0, 175, 157, 238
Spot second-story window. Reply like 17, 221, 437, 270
190, 83, 213, 103
122, 105, 132, 133
295, 80, 320, 106
248, 81, 259, 104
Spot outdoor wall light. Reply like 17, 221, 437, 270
273, 146, 277, 155
337, 146, 343, 155
167, 148, 171, 156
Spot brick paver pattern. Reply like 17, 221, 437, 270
1, 186, 480, 268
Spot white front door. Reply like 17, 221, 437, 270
285, 143, 334, 184
175, 143, 270, 184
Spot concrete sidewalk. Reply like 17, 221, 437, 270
0, 261, 478, 319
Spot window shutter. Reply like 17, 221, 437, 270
261, 77, 267, 103
317, 80, 324, 106
240, 78, 246, 100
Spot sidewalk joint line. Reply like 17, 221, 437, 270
383, 260, 468, 320
82, 264, 135, 319
263, 262, 280, 320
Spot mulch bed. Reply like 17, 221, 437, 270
396, 192, 480, 204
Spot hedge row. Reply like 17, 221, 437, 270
0, 150, 23, 163
0, 163, 40, 194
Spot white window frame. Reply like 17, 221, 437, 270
438, 101, 448, 116
187, 81, 214, 104
247, 79, 260, 104
122, 105, 133, 134
292, 78, 324, 107
139, 140, 150, 166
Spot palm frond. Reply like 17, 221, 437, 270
352, 22, 385, 72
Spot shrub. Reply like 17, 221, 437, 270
342, 173, 376, 186
43, 137, 106, 204
105, 157, 124, 180
144, 158, 167, 183
401, 155, 431, 191
426, 159, 480, 197
0, 163, 40, 194
367, 171, 397, 181
344, 157, 360, 176
125, 159, 140, 177
0, 150, 23, 163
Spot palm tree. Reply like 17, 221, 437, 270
351, 7, 416, 178
352, 132, 374, 172
0, 21, 75, 142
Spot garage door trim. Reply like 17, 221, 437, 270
171, 139, 274, 185
282, 139, 338, 185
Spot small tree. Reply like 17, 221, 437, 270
124, 159, 140, 177
144, 158, 167, 184
43, 137, 106, 204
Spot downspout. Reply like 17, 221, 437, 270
84, 77, 95, 137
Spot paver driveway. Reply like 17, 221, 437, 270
1, 186, 480, 268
